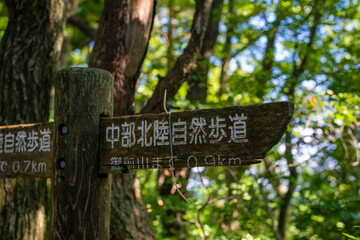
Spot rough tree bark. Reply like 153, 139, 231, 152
89, 0, 156, 239
0, 0, 67, 239
90, 0, 156, 116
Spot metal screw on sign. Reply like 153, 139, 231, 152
59, 124, 68, 135
57, 158, 66, 170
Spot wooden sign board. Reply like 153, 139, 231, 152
0, 122, 54, 178
0, 102, 294, 177
99, 102, 294, 173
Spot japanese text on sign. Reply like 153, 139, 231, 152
109, 155, 243, 170
105, 113, 248, 149
0, 129, 52, 154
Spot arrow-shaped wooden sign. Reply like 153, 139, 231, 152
99, 101, 293, 172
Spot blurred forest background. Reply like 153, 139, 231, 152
0, 0, 359, 239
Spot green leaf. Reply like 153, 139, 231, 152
342, 233, 358, 239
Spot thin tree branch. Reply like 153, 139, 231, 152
277, 130, 298, 238
196, 168, 211, 240
347, 123, 360, 166
218, 0, 234, 96
258, 179, 283, 240
287, 0, 321, 97
67, 15, 96, 39
230, 33, 263, 58
140, 0, 214, 114
187, 0, 223, 103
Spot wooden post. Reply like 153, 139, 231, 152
50, 68, 113, 239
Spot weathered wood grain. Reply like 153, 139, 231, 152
0, 122, 53, 178
50, 68, 113, 240
99, 101, 294, 172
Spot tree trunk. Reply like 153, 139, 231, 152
156, 1, 222, 236
255, 30, 276, 99
166, 0, 176, 70
187, 0, 223, 104
141, 0, 214, 114
89, 0, 156, 116
157, 168, 191, 238
89, 1, 156, 239
218, 0, 234, 97
278, 129, 297, 238
278, 3, 321, 236
219, 55, 231, 98
0, 0, 67, 239
90, 0, 213, 238
255, 2, 286, 99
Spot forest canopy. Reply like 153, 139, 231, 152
0, 0, 359, 239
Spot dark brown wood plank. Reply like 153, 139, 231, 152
99, 101, 294, 172
50, 68, 113, 239
0, 122, 53, 178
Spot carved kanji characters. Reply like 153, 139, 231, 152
154, 120, 169, 146
27, 130, 39, 152
111, 156, 122, 166
106, 123, 120, 149
208, 116, 227, 143
189, 117, 207, 144
172, 119, 187, 145
137, 120, 152, 147
121, 122, 136, 147
110, 157, 122, 170
15, 131, 27, 152
4, 133, 15, 153
228, 113, 248, 143
39, 129, 51, 152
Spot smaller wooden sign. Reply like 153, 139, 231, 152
0, 122, 53, 178
99, 102, 294, 173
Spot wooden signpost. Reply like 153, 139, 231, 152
0, 67, 294, 239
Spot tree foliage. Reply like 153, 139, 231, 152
0, 0, 359, 239
136, 0, 360, 239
